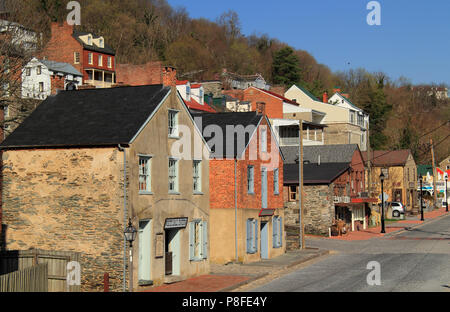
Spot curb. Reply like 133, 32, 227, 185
217, 249, 330, 292
384, 212, 449, 238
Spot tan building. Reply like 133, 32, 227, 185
440, 155, 450, 171
362, 150, 418, 213
0, 85, 211, 291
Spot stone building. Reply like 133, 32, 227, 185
193, 112, 285, 264
0, 85, 211, 291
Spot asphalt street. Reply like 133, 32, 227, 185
251, 214, 450, 292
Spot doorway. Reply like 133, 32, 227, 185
260, 221, 269, 259
165, 229, 180, 276
138, 220, 152, 282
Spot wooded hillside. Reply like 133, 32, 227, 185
4, 0, 450, 164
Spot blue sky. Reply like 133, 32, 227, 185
167, 0, 450, 86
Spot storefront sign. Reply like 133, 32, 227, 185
258, 209, 275, 217
164, 217, 188, 229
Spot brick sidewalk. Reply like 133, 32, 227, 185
143, 275, 251, 292
311, 208, 449, 241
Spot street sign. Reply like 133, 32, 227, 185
378, 192, 389, 202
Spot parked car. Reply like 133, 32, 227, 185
388, 202, 405, 217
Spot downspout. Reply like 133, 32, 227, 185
118, 144, 127, 292
235, 157, 238, 262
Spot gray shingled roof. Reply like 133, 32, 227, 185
39, 59, 82, 77
281, 144, 359, 164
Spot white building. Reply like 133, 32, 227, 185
22, 57, 82, 100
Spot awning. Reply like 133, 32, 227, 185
259, 208, 276, 217
351, 197, 378, 203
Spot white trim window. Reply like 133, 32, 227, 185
272, 216, 282, 248
139, 156, 151, 193
25, 67, 31, 76
168, 158, 179, 192
168, 110, 179, 137
273, 168, 279, 194
74, 52, 80, 64
107, 56, 112, 68
261, 127, 267, 153
36, 65, 42, 75
88, 53, 93, 65
246, 219, 258, 254
189, 220, 208, 261
38, 82, 44, 93
98, 55, 103, 67
247, 166, 255, 194
193, 160, 202, 193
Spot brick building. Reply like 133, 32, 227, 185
0, 85, 211, 291
115, 61, 176, 87
194, 112, 285, 264
40, 22, 116, 88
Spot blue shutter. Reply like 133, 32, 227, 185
279, 217, 283, 247
189, 222, 195, 260
254, 219, 258, 253
273, 217, 278, 248
202, 221, 208, 259
246, 219, 252, 253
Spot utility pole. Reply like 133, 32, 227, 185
430, 138, 438, 209
298, 121, 305, 249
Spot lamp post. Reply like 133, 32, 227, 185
124, 218, 137, 292
445, 173, 448, 213
419, 176, 424, 221
380, 171, 385, 233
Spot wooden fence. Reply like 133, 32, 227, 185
0, 263, 48, 292
0, 249, 81, 292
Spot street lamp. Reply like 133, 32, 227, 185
445, 173, 448, 213
124, 218, 137, 292
380, 171, 385, 233
419, 176, 424, 221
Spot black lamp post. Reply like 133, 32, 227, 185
445, 173, 448, 213
124, 218, 137, 292
380, 171, 385, 233
419, 176, 424, 221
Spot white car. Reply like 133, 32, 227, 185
389, 202, 405, 217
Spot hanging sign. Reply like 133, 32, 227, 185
164, 217, 188, 229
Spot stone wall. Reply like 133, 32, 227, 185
1, 147, 126, 292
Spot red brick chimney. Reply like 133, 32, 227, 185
256, 102, 266, 115
322, 91, 328, 103
162, 66, 177, 87
50, 75, 65, 95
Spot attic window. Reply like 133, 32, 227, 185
87, 35, 92, 45
99, 38, 104, 48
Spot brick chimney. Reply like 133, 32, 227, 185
322, 91, 328, 103
50, 75, 65, 95
256, 102, 266, 115
162, 66, 177, 87
333, 87, 341, 94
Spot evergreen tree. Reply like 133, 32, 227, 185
272, 46, 301, 87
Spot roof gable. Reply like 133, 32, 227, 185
1, 85, 171, 149
284, 162, 350, 184
281, 144, 359, 164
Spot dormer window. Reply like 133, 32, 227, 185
98, 37, 104, 48
87, 35, 92, 45
199, 89, 204, 105
186, 84, 191, 101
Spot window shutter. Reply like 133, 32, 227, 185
189, 222, 195, 260
202, 221, 208, 259
279, 217, 283, 247
254, 220, 258, 253
273, 217, 278, 248
246, 219, 252, 253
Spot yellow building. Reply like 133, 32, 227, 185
362, 150, 418, 213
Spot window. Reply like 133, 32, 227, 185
199, 89, 204, 104
99, 38, 104, 47
39, 82, 44, 92
186, 85, 191, 100
139, 156, 151, 193
87, 35, 92, 45
193, 160, 202, 193
273, 168, 279, 194
247, 166, 254, 194
246, 219, 258, 254
381, 168, 389, 179
288, 185, 298, 201
4, 105, 9, 118
272, 216, 282, 248
25, 68, 31, 76
168, 110, 179, 137
88, 53, 93, 65
107, 56, 112, 68
189, 220, 208, 261
261, 128, 267, 153
98, 55, 103, 67
168, 158, 178, 192
74, 52, 80, 64
36, 66, 41, 75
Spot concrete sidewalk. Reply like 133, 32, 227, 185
143, 248, 329, 292
312, 207, 449, 241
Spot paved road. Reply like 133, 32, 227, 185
251, 214, 450, 292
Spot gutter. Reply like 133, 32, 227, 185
118, 144, 127, 292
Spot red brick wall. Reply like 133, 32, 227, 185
82, 50, 115, 81
209, 118, 284, 210
50, 75, 65, 95
243, 88, 283, 119
40, 22, 83, 74
116, 62, 176, 87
